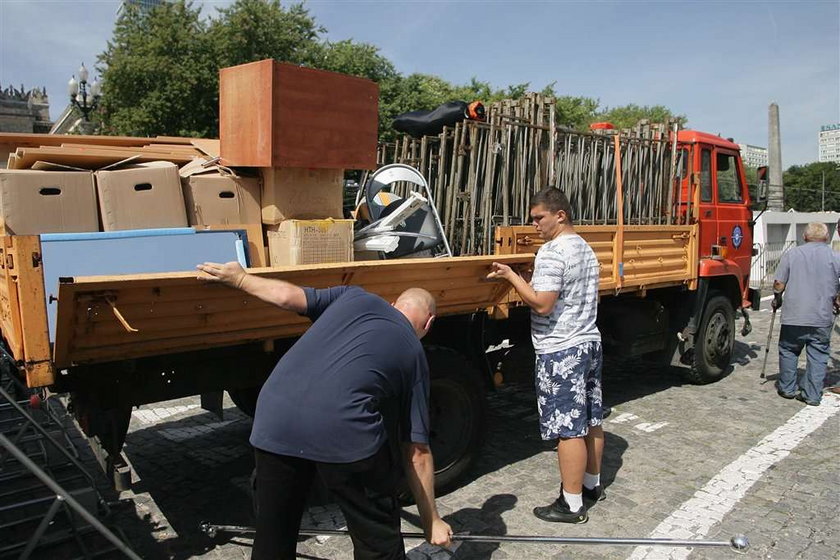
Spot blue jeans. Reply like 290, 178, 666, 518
777, 325, 832, 404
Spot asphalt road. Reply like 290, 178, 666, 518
84, 305, 840, 559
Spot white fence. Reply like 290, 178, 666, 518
750, 241, 796, 290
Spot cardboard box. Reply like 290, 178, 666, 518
96, 161, 187, 231
261, 167, 343, 225
268, 219, 354, 266
182, 173, 262, 226
0, 169, 98, 234
219, 60, 379, 169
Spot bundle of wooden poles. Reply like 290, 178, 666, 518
377, 93, 681, 256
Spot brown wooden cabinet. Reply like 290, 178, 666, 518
219, 60, 379, 169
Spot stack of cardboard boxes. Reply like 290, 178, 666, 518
0, 60, 379, 269
219, 60, 378, 266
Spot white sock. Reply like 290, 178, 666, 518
563, 489, 583, 512
584, 472, 600, 489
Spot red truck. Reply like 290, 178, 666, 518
0, 118, 757, 495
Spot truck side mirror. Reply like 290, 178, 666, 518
755, 166, 768, 202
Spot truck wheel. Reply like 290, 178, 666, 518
687, 294, 735, 384
424, 345, 487, 497
228, 386, 260, 418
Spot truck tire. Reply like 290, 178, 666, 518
687, 294, 735, 384
424, 345, 487, 496
228, 386, 260, 418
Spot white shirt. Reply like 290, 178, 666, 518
530, 233, 601, 353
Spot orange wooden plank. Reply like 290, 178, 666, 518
53, 254, 533, 367
9, 236, 54, 387
0, 237, 24, 359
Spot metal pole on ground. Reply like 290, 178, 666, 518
198, 522, 750, 552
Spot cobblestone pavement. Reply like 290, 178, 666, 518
99, 305, 839, 560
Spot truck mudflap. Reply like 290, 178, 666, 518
51, 254, 532, 371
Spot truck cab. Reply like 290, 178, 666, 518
677, 131, 755, 308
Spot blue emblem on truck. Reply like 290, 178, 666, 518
732, 225, 743, 249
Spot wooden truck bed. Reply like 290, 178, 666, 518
0, 234, 532, 387
1, 224, 696, 388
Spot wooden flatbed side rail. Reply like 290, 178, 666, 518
0, 236, 54, 386
494, 224, 699, 297
51, 254, 533, 372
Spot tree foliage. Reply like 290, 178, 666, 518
98, 1, 216, 137
97, 0, 688, 140
783, 161, 840, 212
594, 103, 687, 130
208, 0, 322, 69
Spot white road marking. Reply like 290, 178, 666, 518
634, 421, 669, 433
627, 395, 840, 560
609, 412, 640, 424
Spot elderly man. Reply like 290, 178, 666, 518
197, 261, 452, 559
772, 222, 840, 406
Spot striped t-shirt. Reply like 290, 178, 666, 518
530, 233, 601, 354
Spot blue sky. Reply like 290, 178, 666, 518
1, 0, 837, 166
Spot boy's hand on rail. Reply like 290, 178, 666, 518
197, 261, 247, 289
486, 262, 515, 282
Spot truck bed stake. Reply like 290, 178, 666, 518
198, 522, 749, 552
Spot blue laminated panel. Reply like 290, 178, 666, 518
40, 228, 248, 343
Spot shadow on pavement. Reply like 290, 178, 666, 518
403, 494, 517, 559
117, 407, 256, 559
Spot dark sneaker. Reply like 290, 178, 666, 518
775, 384, 796, 399
583, 484, 606, 503
795, 394, 820, 406
533, 494, 588, 524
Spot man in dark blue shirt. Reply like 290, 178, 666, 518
197, 261, 452, 559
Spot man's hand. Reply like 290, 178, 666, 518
772, 291, 783, 311
487, 262, 515, 281
197, 261, 247, 289
428, 518, 453, 548
833, 295, 840, 315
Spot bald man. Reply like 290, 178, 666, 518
197, 262, 452, 560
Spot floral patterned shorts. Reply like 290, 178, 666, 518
534, 341, 603, 440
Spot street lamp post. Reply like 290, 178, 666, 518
67, 63, 101, 121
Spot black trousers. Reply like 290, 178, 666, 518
252, 444, 405, 560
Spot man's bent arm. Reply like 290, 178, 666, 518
197, 261, 307, 313
402, 443, 452, 548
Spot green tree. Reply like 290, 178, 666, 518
208, 0, 322, 69
554, 96, 601, 129
97, 0, 217, 137
783, 161, 840, 212
594, 103, 687, 130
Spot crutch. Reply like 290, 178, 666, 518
760, 305, 778, 381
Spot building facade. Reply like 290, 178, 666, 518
737, 143, 768, 168
818, 124, 840, 163
0, 84, 52, 133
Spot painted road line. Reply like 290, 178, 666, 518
627, 395, 840, 560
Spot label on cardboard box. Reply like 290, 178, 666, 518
0, 169, 99, 234
95, 161, 188, 231
268, 219, 353, 266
